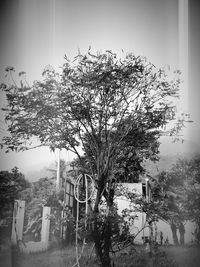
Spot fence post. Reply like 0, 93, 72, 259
41, 206, 51, 243
11, 200, 25, 244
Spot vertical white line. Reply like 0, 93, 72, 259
145, 178, 149, 202
85, 174, 88, 216
50, 0, 56, 67
178, 0, 189, 113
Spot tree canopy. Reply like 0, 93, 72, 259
1, 50, 183, 192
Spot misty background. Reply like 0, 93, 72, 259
0, 0, 200, 181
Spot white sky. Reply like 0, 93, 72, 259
0, 0, 200, 178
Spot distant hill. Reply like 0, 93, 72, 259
144, 137, 200, 177
26, 161, 73, 182
26, 168, 52, 182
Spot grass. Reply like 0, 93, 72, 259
1, 243, 199, 267
1, 243, 98, 267
163, 246, 200, 267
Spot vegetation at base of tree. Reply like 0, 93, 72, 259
0, 49, 188, 266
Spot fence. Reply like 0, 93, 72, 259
11, 200, 51, 253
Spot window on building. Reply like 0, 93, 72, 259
65, 181, 74, 212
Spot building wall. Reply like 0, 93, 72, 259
115, 183, 149, 244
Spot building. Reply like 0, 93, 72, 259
115, 180, 151, 244
115, 179, 196, 245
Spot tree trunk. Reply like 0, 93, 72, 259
195, 222, 200, 245
91, 179, 114, 267
179, 222, 185, 246
101, 219, 112, 267
171, 222, 179, 245
92, 215, 112, 267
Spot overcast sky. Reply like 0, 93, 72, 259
0, 0, 200, 177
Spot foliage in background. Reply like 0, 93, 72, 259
0, 167, 30, 219
151, 154, 200, 245
46, 159, 75, 185
0, 167, 30, 248
20, 175, 75, 244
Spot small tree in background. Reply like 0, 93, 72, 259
174, 155, 200, 245
151, 155, 200, 246
0, 167, 30, 219
1, 49, 186, 266
0, 167, 30, 246
151, 170, 186, 245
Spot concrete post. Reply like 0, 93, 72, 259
56, 149, 61, 190
11, 200, 25, 244
41, 206, 51, 243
